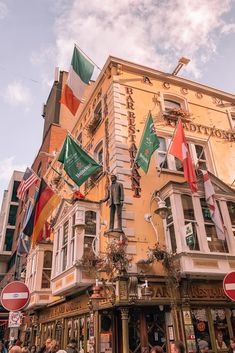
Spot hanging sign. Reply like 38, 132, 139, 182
8, 311, 22, 328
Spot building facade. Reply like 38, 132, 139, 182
20, 57, 235, 353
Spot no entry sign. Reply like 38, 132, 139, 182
223, 272, 235, 301
0, 281, 30, 311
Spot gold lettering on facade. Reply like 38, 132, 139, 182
164, 116, 235, 142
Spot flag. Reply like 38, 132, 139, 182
17, 168, 39, 200
38, 221, 51, 242
61, 46, 94, 115
58, 135, 101, 186
17, 234, 31, 255
31, 180, 60, 246
135, 112, 160, 173
169, 120, 198, 192
23, 180, 60, 246
201, 170, 225, 240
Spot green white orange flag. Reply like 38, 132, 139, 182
58, 135, 101, 186
135, 112, 160, 173
61, 46, 94, 115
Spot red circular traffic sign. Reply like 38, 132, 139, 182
223, 272, 235, 301
0, 281, 30, 311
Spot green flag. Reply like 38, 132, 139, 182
58, 135, 101, 186
135, 112, 160, 173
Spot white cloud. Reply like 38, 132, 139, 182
0, 1, 8, 19
221, 23, 235, 34
51, 0, 234, 78
4, 81, 33, 108
0, 157, 26, 181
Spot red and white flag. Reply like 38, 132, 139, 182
169, 120, 198, 193
201, 170, 225, 240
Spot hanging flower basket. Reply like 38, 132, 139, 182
147, 243, 181, 286
164, 108, 191, 121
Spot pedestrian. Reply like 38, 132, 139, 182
228, 338, 235, 353
171, 341, 185, 353
0, 340, 7, 353
30, 345, 37, 353
49, 340, 59, 353
197, 340, 209, 353
9, 346, 22, 353
22, 346, 30, 353
38, 338, 52, 353
65, 339, 77, 353
150, 346, 164, 353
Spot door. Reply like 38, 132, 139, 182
129, 308, 167, 353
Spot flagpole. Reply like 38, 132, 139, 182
157, 118, 180, 177
74, 43, 102, 72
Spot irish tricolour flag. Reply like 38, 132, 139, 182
61, 46, 94, 115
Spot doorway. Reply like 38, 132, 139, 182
129, 307, 167, 353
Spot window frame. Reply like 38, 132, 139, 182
41, 250, 52, 289
161, 93, 189, 112
227, 109, 235, 130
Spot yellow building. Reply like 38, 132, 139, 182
25, 57, 235, 353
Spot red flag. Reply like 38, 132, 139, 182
169, 120, 198, 192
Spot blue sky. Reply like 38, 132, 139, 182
0, 0, 235, 202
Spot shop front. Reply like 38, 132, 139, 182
181, 280, 235, 353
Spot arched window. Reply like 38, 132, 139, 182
94, 140, 103, 166
164, 99, 181, 111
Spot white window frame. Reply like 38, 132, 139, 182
156, 136, 214, 173
161, 93, 189, 112
227, 109, 235, 130
41, 250, 52, 289
94, 139, 104, 167
61, 220, 69, 272
164, 191, 235, 255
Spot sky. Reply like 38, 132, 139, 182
0, 0, 235, 203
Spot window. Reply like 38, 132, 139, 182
77, 132, 82, 145
37, 162, 42, 177
228, 111, 235, 130
94, 101, 102, 123
8, 205, 18, 225
62, 221, 69, 271
191, 308, 212, 350
181, 195, 199, 250
164, 99, 181, 111
200, 198, 228, 253
84, 211, 97, 256
54, 228, 60, 275
11, 181, 20, 202
156, 137, 182, 172
4, 229, 14, 251
165, 197, 177, 253
211, 308, 230, 350
90, 141, 103, 183
227, 201, 235, 238
190, 144, 207, 170
157, 138, 168, 169
71, 214, 76, 264
41, 251, 52, 289
157, 138, 209, 172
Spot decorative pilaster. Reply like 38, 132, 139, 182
120, 308, 129, 353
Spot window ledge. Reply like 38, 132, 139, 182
156, 168, 184, 176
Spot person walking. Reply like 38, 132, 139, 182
38, 338, 52, 353
0, 341, 7, 353
65, 339, 77, 353
171, 341, 185, 353
197, 340, 209, 353
228, 338, 235, 353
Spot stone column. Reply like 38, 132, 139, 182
120, 308, 129, 353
